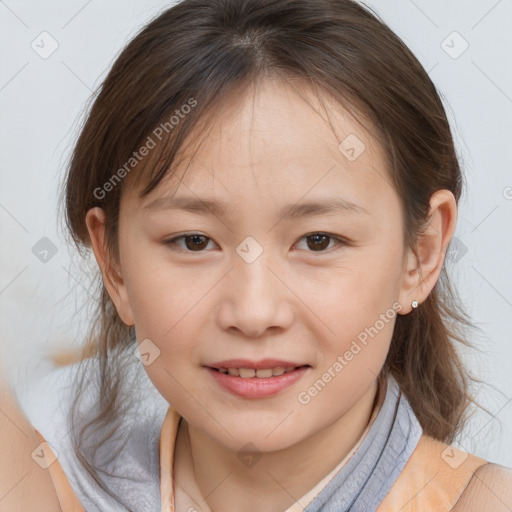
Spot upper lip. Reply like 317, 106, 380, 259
206, 359, 308, 370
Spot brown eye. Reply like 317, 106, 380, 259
306, 234, 331, 251
296, 233, 345, 253
164, 233, 214, 252
184, 234, 210, 251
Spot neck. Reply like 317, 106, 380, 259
179, 378, 382, 512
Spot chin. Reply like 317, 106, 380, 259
202, 416, 310, 454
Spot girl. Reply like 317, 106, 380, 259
2, 0, 511, 510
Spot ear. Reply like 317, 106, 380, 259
85, 207, 135, 326
398, 189, 457, 314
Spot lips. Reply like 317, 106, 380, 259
206, 363, 310, 398
207, 358, 307, 370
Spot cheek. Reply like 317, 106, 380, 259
123, 252, 216, 364
121, 252, 182, 337
128, 276, 198, 344
124, 261, 208, 406
304, 254, 401, 371
302, 288, 396, 412
320, 299, 396, 376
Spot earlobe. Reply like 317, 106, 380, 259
85, 207, 135, 326
398, 189, 457, 314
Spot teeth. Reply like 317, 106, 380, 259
256, 368, 273, 378
218, 366, 300, 378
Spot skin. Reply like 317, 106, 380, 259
0, 374, 62, 511
86, 77, 458, 512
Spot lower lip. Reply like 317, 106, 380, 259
206, 366, 309, 398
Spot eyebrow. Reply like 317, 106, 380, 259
143, 195, 369, 219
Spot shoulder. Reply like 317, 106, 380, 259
376, 434, 499, 512
24, 358, 171, 511
452, 462, 512, 512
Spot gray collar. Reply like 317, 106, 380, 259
304, 374, 423, 512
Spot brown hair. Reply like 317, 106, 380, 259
59, 0, 485, 501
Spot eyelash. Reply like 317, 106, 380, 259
163, 232, 348, 254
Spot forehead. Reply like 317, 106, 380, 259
124, 77, 395, 216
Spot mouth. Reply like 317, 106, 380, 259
208, 365, 309, 378
204, 359, 311, 398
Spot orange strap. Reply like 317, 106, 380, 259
376, 434, 488, 511
159, 407, 182, 512
33, 429, 86, 512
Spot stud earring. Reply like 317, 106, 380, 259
411, 300, 418, 308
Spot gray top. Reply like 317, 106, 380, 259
21, 358, 422, 511
22, 356, 170, 511
304, 373, 423, 511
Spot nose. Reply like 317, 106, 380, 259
216, 250, 294, 338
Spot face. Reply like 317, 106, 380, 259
107, 78, 411, 452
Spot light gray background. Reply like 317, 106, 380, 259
1, 0, 511, 466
